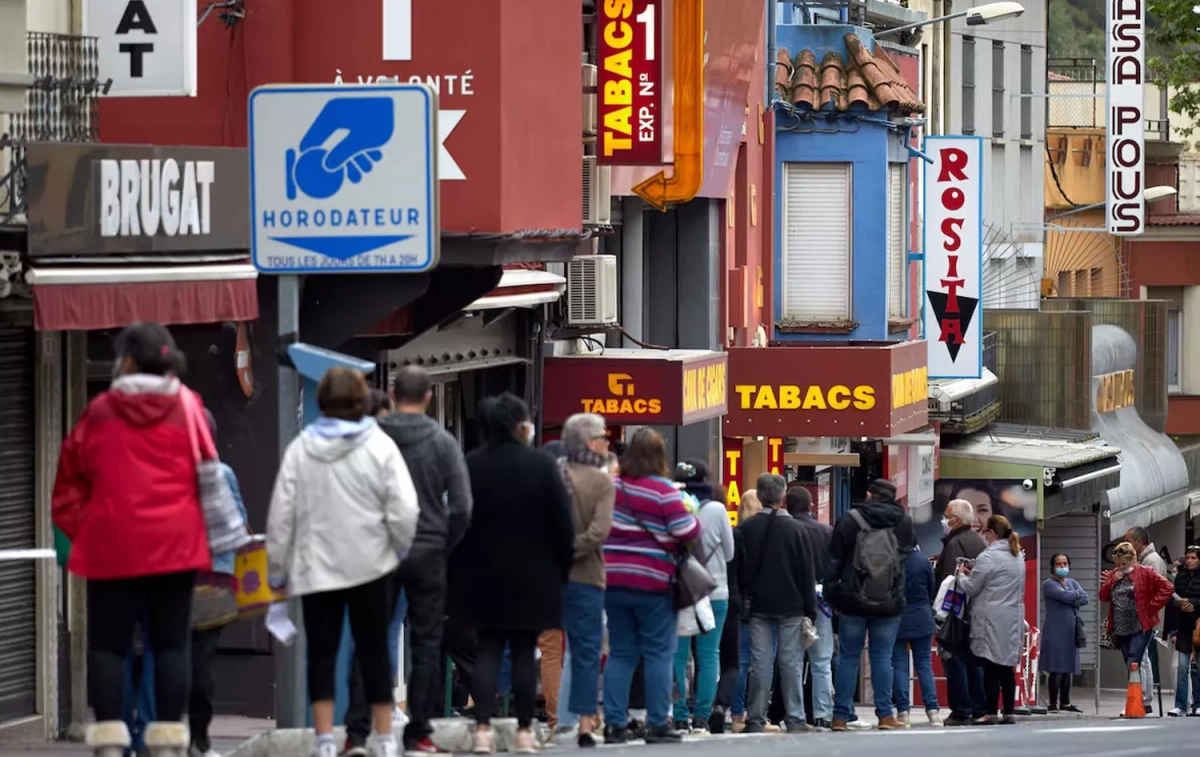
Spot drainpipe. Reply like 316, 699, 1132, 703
942, 0, 953, 134
766, 0, 776, 104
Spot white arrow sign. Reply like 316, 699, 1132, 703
438, 109, 466, 181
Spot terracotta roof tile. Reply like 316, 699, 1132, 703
1148, 214, 1200, 226
775, 33, 924, 114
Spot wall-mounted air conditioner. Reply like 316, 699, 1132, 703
567, 254, 619, 327
582, 63, 597, 137
582, 156, 612, 226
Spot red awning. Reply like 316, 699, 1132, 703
28, 263, 259, 331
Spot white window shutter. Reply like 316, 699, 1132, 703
887, 164, 907, 319
782, 163, 851, 322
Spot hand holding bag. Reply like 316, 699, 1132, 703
182, 388, 253, 554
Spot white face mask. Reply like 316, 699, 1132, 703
941, 517, 953, 536
520, 422, 535, 445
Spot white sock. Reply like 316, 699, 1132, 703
315, 734, 336, 747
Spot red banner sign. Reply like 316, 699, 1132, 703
767, 438, 784, 475
723, 437, 744, 525
597, 0, 663, 165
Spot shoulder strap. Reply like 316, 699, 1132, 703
620, 483, 692, 560
848, 508, 871, 532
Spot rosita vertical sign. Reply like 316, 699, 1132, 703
1106, 0, 1145, 235
596, 0, 663, 165
922, 136, 983, 380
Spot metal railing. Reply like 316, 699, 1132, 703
1, 32, 110, 225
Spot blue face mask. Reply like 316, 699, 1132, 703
1055, 567, 1070, 578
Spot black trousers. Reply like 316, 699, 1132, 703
302, 574, 394, 705
473, 630, 539, 728
982, 660, 1016, 716
347, 554, 447, 746
189, 626, 223, 750
1046, 672, 1073, 708
88, 571, 196, 722
713, 609, 741, 715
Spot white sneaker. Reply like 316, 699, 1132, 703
512, 729, 538, 754
472, 729, 495, 755
927, 710, 944, 727
313, 740, 340, 757
373, 737, 399, 757
896, 711, 910, 725
1168, 707, 1183, 717
847, 719, 872, 730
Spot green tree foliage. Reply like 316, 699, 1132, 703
1049, 0, 1106, 62
1147, 0, 1200, 135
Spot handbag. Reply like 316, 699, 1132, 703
1073, 608, 1087, 649
182, 388, 252, 555
935, 576, 971, 653
192, 572, 239, 630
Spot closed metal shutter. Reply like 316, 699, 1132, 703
782, 163, 852, 321
0, 328, 36, 721
1040, 513, 1100, 670
887, 163, 907, 318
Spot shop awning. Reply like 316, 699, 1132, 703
543, 349, 728, 427
27, 263, 259, 331
465, 269, 565, 310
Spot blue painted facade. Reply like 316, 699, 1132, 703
772, 24, 913, 343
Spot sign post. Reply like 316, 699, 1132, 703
248, 82, 440, 726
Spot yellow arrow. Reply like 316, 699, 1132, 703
633, 0, 705, 212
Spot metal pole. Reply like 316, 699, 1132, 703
275, 274, 307, 728
1095, 504, 1101, 716
765, 0, 776, 105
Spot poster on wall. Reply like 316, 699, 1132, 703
922, 136, 983, 380
1105, 0, 1145, 235
84, 0, 198, 97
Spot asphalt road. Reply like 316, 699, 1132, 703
567, 718, 1200, 757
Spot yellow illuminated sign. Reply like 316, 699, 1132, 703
683, 361, 727, 417
1096, 369, 1135, 414
733, 384, 876, 411
891, 367, 929, 410
580, 372, 663, 415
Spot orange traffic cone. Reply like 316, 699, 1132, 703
1123, 662, 1146, 718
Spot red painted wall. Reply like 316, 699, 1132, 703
98, 0, 580, 234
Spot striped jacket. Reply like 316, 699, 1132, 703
603, 475, 702, 593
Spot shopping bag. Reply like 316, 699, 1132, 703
677, 597, 717, 637
235, 536, 285, 619
182, 388, 252, 555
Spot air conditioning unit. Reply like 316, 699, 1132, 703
582, 63, 597, 136
582, 156, 612, 226
567, 254, 619, 327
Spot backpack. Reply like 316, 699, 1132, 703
846, 509, 903, 614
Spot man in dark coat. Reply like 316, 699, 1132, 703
935, 498, 988, 726
785, 487, 835, 728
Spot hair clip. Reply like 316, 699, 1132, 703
676, 461, 696, 477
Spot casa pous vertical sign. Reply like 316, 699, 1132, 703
84, 0, 198, 97
1106, 0, 1145, 235
922, 136, 983, 380
596, 0, 663, 165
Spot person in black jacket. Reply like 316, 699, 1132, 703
1167, 546, 1200, 716
827, 479, 913, 731
737, 474, 817, 734
786, 487, 836, 728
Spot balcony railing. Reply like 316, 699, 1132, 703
1, 32, 110, 225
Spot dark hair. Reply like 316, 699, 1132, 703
1048, 552, 1070, 570
317, 367, 370, 421
394, 365, 432, 405
542, 440, 567, 459
987, 515, 1021, 557
785, 486, 813, 516
620, 427, 670, 479
1126, 526, 1150, 546
673, 458, 709, 484
479, 392, 529, 444
204, 408, 218, 443
868, 478, 898, 502
114, 322, 185, 376
612, 440, 628, 457
367, 388, 393, 417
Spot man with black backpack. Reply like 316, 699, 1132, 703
826, 479, 915, 731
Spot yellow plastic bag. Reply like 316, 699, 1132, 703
235, 536, 284, 619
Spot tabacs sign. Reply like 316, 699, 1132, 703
581, 373, 663, 415
596, 0, 663, 165
84, 0, 197, 97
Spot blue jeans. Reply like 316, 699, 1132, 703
808, 611, 835, 721
943, 649, 986, 719
892, 637, 940, 713
733, 624, 774, 716
747, 616, 806, 730
833, 614, 901, 720
563, 583, 605, 717
1116, 630, 1154, 670
672, 600, 728, 723
122, 642, 155, 754
603, 589, 678, 729
1176, 651, 1199, 711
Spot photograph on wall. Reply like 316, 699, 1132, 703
913, 478, 1038, 557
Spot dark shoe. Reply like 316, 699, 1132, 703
402, 738, 444, 756
813, 719, 832, 731
708, 709, 726, 734
602, 725, 629, 745
943, 715, 972, 727
577, 731, 596, 749
342, 738, 369, 757
972, 716, 997, 726
644, 725, 684, 744
1061, 704, 1082, 714
999, 715, 1018, 725
626, 720, 646, 741
673, 719, 690, 732
1046, 706, 1059, 713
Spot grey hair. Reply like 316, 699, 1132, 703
945, 498, 975, 525
756, 473, 787, 507
562, 412, 607, 452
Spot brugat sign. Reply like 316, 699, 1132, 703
84, 0, 197, 97
99, 159, 215, 238
923, 136, 983, 380
596, 0, 663, 165
1106, 0, 1145, 235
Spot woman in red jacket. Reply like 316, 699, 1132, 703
1100, 541, 1177, 673
52, 322, 211, 752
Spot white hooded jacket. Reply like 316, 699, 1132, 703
266, 418, 419, 596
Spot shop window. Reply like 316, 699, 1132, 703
962, 37, 976, 135
887, 163, 907, 319
1019, 45, 1033, 139
781, 162, 852, 322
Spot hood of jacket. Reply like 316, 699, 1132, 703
107, 374, 183, 427
300, 416, 377, 462
379, 410, 443, 448
852, 498, 906, 529
683, 481, 716, 503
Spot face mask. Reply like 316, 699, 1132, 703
521, 422, 535, 445
1122, 565, 1135, 575
941, 518, 952, 536
1055, 567, 1070, 578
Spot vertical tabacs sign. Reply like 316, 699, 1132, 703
1106, 0, 1145, 235
922, 136, 983, 380
596, 0, 663, 165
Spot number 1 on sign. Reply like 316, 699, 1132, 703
637, 4, 656, 61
